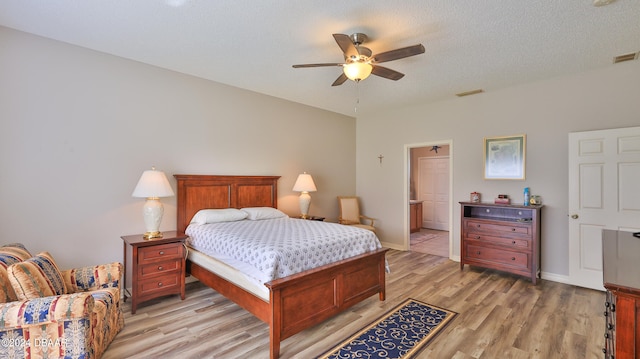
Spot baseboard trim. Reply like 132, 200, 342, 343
540, 271, 570, 284
381, 241, 405, 251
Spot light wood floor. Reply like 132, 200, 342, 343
411, 228, 449, 257
104, 250, 605, 359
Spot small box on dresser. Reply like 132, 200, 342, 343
121, 231, 188, 314
460, 202, 543, 284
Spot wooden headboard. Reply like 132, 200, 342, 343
174, 175, 280, 233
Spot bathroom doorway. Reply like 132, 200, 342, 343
407, 142, 452, 258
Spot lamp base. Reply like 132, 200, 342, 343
299, 191, 311, 219
143, 231, 163, 240
141, 197, 164, 240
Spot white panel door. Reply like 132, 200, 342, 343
568, 126, 640, 290
418, 157, 450, 231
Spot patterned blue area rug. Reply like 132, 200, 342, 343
317, 298, 457, 359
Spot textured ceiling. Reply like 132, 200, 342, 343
1, 1, 639, 117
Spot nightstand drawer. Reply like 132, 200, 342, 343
139, 259, 181, 279
138, 243, 183, 263
138, 273, 180, 295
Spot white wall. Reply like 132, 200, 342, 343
3, 25, 639, 281
356, 60, 640, 277
0, 27, 356, 269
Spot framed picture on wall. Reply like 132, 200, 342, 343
484, 134, 526, 180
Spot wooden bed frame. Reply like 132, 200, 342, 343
174, 174, 388, 358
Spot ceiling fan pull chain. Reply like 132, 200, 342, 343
354, 81, 360, 112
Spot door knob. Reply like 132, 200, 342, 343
570, 214, 579, 219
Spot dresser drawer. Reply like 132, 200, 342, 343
139, 259, 182, 279
465, 243, 530, 269
138, 242, 183, 263
465, 234, 531, 250
137, 273, 180, 296
465, 220, 531, 236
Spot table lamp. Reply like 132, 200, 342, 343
132, 167, 175, 239
292, 172, 317, 219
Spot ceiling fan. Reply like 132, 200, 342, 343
293, 33, 425, 86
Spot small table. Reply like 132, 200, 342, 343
296, 215, 325, 221
121, 231, 188, 314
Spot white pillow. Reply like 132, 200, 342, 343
241, 207, 288, 220
190, 208, 248, 225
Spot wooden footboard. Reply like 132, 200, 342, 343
266, 248, 387, 358
187, 248, 388, 359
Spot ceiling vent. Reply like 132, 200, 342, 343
613, 52, 639, 64
593, 0, 615, 6
456, 89, 484, 97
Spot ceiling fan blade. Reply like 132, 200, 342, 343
333, 33, 358, 58
372, 44, 425, 63
331, 73, 348, 86
292, 63, 343, 68
371, 65, 405, 81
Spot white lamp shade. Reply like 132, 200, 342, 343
292, 173, 317, 192
343, 62, 373, 81
132, 168, 175, 198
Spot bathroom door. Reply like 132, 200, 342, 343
568, 126, 640, 290
418, 157, 449, 230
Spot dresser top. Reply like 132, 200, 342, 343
459, 201, 543, 209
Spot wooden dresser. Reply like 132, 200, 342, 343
460, 202, 542, 284
603, 229, 640, 359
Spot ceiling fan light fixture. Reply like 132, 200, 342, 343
343, 61, 373, 82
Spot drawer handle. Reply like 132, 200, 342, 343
512, 240, 517, 244
511, 257, 516, 260
159, 251, 165, 255
157, 282, 163, 287
512, 228, 516, 231
476, 251, 481, 255
158, 266, 163, 271
476, 224, 481, 228
475, 236, 481, 239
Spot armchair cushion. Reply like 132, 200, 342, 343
8, 252, 67, 300
0, 244, 32, 303
63, 262, 122, 293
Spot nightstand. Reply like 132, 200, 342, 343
121, 231, 188, 314
296, 215, 325, 221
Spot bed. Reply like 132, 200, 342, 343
174, 174, 388, 359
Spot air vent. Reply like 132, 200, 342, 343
593, 0, 615, 6
613, 52, 639, 64
456, 89, 484, 97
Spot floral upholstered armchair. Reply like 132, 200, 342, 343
0, 243, 124, 359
